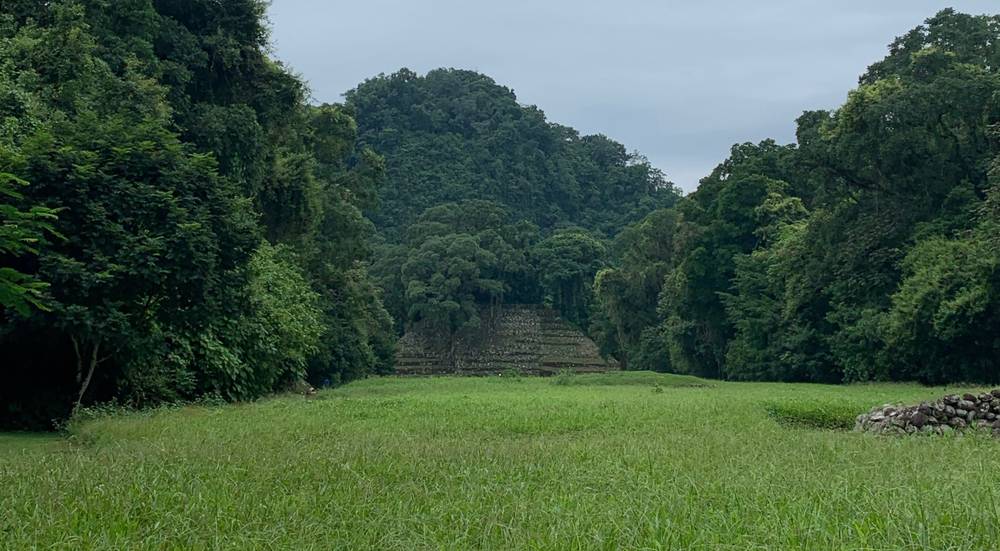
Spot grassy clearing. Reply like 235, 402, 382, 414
2, 373, 999, 549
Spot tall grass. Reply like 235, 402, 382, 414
2, 374, 998, 549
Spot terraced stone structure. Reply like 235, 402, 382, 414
855, 389, 1000, 436
395, 305, 618, 375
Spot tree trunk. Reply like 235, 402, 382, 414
448, 335, 457, 372
616, 320, 628, 371
71, 336, 100, 414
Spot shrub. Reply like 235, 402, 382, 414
552, 369, 575, 386
762, 399, 861, 430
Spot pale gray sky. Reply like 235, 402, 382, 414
267, 1, 994, 192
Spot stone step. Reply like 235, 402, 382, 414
552, 359, 605, 366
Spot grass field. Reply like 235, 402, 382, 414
3, 372, 1000, 550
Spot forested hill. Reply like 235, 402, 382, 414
344, 69, 680, 239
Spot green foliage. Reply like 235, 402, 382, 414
388, 200, 537, 363
0, 0, 394, 428
0, 170, 59, 314
720, 187, 836, 382
532, 228, 607, 328
882, 207, 1000, 384
239, 243, 323, 395
761, 399, 861, 430
346, 69, 680, 240
615, 9, 1000, 386
593, 208, 679, 369
403, 233, 499, 333
657, 149, 789, 379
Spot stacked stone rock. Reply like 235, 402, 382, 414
395, 304, 617, 376
855, 389, 1000, 436
456, 306, 541, 374
535, 309, 610, 373
393, 330, 442, 375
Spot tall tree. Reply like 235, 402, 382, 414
532, 229, 608, 329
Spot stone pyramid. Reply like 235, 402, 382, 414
395, 304, 618, 375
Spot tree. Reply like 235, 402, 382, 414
532, 228, 608, 329
882, 235, 999, 384
401, 233, 503, 364
0, 171, 58, 315
593, 208, 679, 370
658, 147, 787, 378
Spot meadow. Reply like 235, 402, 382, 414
2, 372, 1000, 550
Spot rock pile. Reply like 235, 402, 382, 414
855, 390, 1000, 436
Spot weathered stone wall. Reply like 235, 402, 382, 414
855, 390, 1000, 436
395, 304, 618, 375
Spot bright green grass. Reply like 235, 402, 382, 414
3, 373, 1000, 550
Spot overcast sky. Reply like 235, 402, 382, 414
267, 1, 994, 192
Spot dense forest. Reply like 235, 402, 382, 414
0, 1, 394, 428
593, 9, 1000, 382
345, 68, 679, 238
2, 3, 999, 429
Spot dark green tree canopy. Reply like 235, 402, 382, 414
600, 9, 1000, 385
345, 68, 680, 239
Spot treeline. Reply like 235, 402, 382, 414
0, 1, 393, 429
594, 9, 1000, 384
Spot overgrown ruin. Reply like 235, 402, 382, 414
395, 305, 618, 375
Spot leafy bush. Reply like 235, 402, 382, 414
762, 399, 861, 430
552, 369, 575, 386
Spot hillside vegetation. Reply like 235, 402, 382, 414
3, 374, 999, 549
351, 70, 681, 343
346, 68, 680, 239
